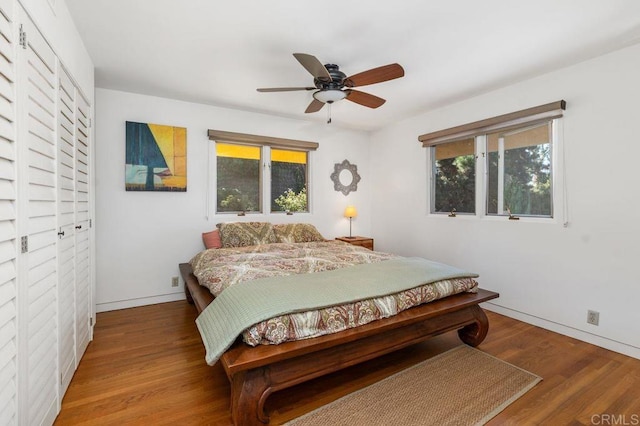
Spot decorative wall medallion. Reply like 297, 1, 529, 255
330, 159, 361, 196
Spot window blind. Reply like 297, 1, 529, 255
208, 129, 318, 151
418, 100, 566, 147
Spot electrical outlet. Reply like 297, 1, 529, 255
587, 310, 599, 326
171, 276, 179, 287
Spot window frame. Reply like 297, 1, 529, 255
420, 101, 566, 222
215, 141, 264, 214
208, 130, 318, 216
270, 148, 310, 213
483, 120, 554, 218
430, 137, 477, 215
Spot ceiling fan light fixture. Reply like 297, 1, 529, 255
313, 89, 347, 104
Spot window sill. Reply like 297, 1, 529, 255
428, 212, 563, 225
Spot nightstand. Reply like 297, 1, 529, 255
336, 236, 374, 251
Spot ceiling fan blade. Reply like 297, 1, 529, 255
305, 99, 325, 113
344, 63, 405, 88
257, 87, 316, 92
345, 90, 386, 109
293, 53, 332, 81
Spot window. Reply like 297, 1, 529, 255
420, 101, 565, 219
209, 130, 317, 215
270, 149, 308, 213
486, 122, 552, 216
432, 138, 475, 214
216, 143, 261, 213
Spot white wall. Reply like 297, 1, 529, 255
95, 88, 372, 311
370, 43, 640, 359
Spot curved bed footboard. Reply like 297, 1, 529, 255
179, 262, 498, 425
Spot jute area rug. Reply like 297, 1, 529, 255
285, 345, 541, 426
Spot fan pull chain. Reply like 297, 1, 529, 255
327, 101, 332, 124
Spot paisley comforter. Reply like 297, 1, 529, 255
190, 241, 478, 346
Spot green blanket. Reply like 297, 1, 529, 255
195, 257, 478, 365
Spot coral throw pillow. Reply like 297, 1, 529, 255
202, 229, 222, 249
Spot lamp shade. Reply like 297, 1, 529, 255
344, 205, 357, 218
314, 89, 347, 104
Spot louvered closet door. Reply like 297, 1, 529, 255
0, 0, 17, 424
57, 67, 76, 395
75, 94, 90, 360
17, 9, 59, 426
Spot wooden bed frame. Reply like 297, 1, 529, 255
179, 262, 499, 425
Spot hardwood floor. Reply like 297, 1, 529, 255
55, 301, 640, 425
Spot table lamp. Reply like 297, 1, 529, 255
344, 205, 357, 238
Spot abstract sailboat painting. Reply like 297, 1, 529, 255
125, 121, 187, 191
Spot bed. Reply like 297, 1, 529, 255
181, 222, 499, 425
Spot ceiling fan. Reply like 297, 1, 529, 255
257, 53, 405, 118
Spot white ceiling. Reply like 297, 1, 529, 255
65, 0, 640, 131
